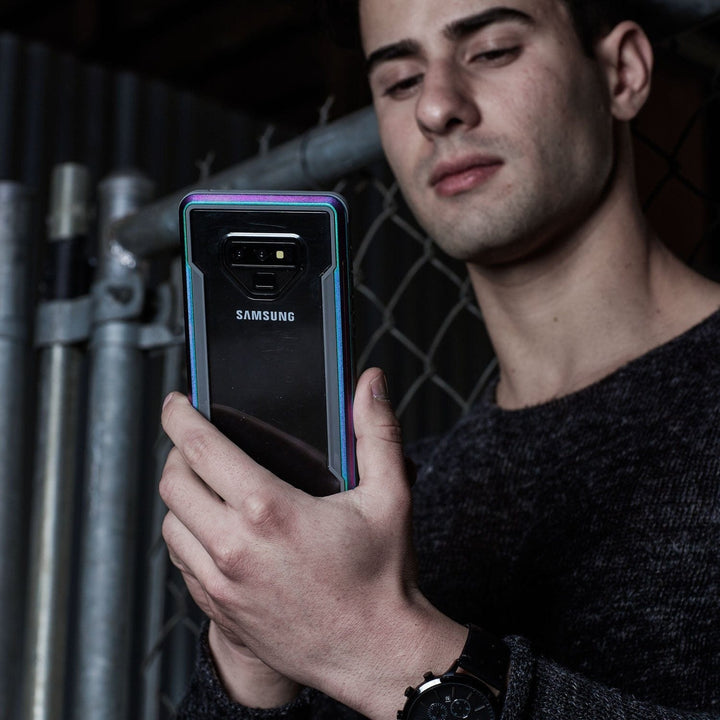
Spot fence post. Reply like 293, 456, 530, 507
0, 181, 35, 718
71, 170, 153, 720
22, 163, 92, 720
139, 253, 188, 720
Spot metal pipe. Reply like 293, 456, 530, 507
71, 170, 153, 720
114, 105, 383, 258
0, 181, 34, 719
140, 254, 185, 720
22, 164, 91, 720
24, 345, 84, 718
140, 347, 184, 720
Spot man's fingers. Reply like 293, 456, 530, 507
352, 368, 408, 498
159, 447, 233, 548
161, 392, 280, 505
162, 508, 218, 590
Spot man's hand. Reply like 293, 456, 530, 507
160, 368, 465, 717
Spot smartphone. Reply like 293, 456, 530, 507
180, 191, 356, 495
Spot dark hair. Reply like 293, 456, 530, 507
318, 0, 661, 54
559, 0, 644, 54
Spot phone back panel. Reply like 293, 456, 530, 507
181, 192, 355, 494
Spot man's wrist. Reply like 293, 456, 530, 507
397, 624, 509, 720
335, 599, 468, 720
208, 622, 302, 709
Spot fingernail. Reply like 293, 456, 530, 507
371, 373, 390, 402
162, 392, 175, 410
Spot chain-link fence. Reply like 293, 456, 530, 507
3, 8, 720, 720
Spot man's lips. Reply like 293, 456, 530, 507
429, 156, 503, 197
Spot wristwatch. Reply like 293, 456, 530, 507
397, 625, 509, 720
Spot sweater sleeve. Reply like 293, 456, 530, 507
178, 627, 718, 720
176, 623, 362, 720
501, 636, 718, 720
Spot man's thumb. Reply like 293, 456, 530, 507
352, 368, 408, 494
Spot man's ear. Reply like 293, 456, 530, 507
595, 21, 654, 121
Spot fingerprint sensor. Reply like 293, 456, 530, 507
253, 272, 277, 291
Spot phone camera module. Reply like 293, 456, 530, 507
224, 233, 304, 299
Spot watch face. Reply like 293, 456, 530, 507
404, 676, 497, 720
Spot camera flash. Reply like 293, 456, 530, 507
276, 250, 285, 260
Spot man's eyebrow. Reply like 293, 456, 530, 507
365, 7, 534, 75
444, 7, 535, 41
366, 39, 421, 76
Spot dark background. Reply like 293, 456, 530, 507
0, 0, 370, 131
2, 0, 720, 133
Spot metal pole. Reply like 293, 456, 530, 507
140, 342, 184, 720
71, 170, 153, 720
0, 181, 34, 719
22, 164, 91, 720
131, 252, 185, 720
114, 105, 383, 258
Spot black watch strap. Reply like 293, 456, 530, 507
455, 624, 509, 693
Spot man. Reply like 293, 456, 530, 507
159, 1, 720, 718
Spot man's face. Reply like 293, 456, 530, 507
360, 0, 617, 266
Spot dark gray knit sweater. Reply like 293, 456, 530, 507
179, 310, 720, 719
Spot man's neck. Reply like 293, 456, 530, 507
468, 204, 720, 410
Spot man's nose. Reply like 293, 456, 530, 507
415, 62, 481, 137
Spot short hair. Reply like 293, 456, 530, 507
317, 0, 665, 55
561, 0, 645, 53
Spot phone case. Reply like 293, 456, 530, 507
180, 191, 356, 495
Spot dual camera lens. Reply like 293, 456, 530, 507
228, 244, 290, 265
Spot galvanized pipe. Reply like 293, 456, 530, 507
0, 181, 34, 719
114, 105, 384, 258
25, 345, 84, 718
140, 255, 186, 720
140, 345, 184, 720
22, 164, 91, 720
71, 170, 153, 720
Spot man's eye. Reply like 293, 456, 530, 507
471, 46, 521, 64
383, 74, 423, 98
